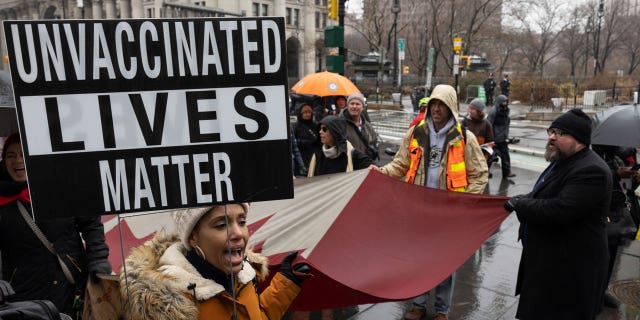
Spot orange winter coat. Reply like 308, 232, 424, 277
121, 232, 300, 320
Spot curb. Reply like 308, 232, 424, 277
509, 145, 545, 158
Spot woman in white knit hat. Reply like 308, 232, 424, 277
120, 204, 308, 319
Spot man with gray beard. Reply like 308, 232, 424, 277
503, 109, 611, 319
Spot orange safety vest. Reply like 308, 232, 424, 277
405, 120, 468, 192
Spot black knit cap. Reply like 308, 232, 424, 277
549, 109, 592, 145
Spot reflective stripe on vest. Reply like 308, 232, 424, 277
405, 121, 468, 192
446, 123, 468, 192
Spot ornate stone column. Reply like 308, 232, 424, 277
92, 0, 102, 19
303, 0, 316, 76
104, 0, 115, 18
120, 0, 131, 18
130, 0, 143, 18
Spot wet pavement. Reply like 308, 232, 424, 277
289, 101, 640, 319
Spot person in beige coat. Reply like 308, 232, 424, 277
371, 84, 488, 320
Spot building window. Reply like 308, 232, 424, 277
262, 4, 268, 16
146, 8, 154, 18
323, 0, 327, 6
293, 8, 299, 27
323, 15, 327, 28
194, 1, 205, 6
315, 11, 320, 29
252, 3, 259, 16
286, 8, 292, 25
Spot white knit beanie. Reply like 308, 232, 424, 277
172, 203, 249, 250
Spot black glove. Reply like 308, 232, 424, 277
504, 195, 525, 213
280, 251, 311, 286
296, 166, 308, 177
88, 259, 112, 283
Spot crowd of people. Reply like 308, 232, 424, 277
1, 73, 639, 320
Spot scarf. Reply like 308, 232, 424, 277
322, 145, 340, 159
0, 180, 30, 206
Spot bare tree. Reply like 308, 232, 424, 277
493, 30, 518, 75
458, 0, 503, 55
509, 0, 570, 77
558, 8, 588, 79
351, 1, 422, 74
591, 0, 626, 74
618, 16, 640, 75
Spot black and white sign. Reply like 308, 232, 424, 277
4, 18, 292, 218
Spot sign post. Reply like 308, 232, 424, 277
4, 18, 293, 218
398, 38, 405, 88
453, 36, 462, 94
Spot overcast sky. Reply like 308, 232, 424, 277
344, 0, 593, 17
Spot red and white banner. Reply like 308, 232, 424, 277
106, 169, 509, 310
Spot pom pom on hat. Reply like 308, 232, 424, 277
172, 203, 249, 250
549, 109, 592, 145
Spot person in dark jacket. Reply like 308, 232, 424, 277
294, 102, 320, 168
462, 98, 496, 182
0, 133, 112, 317
487, 94, 515, 178
307, 116, 372, 177
504, 109, 611, 320
499, 74, 510, 96
483, 73, 496, 105
291, 128, 307, 177
340, 93, 379, 162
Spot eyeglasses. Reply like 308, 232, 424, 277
546, 128, 567, 137
320, 126, 328, 132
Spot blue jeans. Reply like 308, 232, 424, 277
411, 272, 455, 315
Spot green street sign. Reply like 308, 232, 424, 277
398, 38, 405, 51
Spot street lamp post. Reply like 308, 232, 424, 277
584, 16, 592, 79
392, 0, 400, 91
594, 0, 604, 75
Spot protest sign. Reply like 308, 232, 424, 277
3, 18, 292, 217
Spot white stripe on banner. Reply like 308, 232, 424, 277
21, 85, 287, 155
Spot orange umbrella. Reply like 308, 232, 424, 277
291, 71, 360, 97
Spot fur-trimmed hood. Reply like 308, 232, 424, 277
120, 232, 269, 320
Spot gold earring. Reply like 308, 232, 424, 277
194, 245, 206, 260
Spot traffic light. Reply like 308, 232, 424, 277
403, 65, 410, 74
327, 0, 338, 20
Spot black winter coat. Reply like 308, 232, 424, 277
513, 148, 611, 320
309, 147, 373, 176
0, 185, 109, 315
294, 119, 320, 167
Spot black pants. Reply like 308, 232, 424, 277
494, 142, 511, 176
486, 91, 494, 105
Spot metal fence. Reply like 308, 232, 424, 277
367, 110, 413, 140
527, 84, 639, 112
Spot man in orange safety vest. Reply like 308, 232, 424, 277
370, 84, 488, 320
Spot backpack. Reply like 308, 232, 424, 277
0, 280, 68, 320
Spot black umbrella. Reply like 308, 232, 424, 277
591, 104, 640, 147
